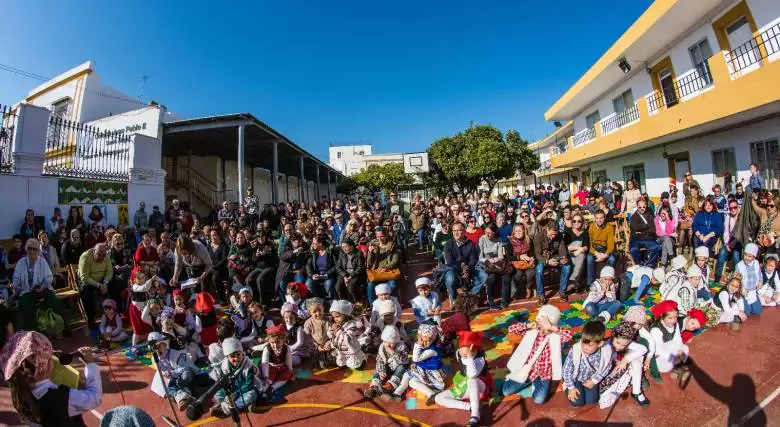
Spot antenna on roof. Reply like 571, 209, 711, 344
139, 74, 148, 100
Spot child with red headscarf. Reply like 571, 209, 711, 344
285, 281, 310, 320
195, 292, 219, 349
434, 330, 494, 427
649, 300, 691, 388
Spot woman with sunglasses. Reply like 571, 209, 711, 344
565, 214, 590, 291
752, 193, 780, 255
464, 217, 483, 246
12, 239, 70, 334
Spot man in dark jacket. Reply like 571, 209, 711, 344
533, 220, 571, 305
336, 239, 366, 303
149, 206, 166, 234
442, 222, 486, 305
629, 198, 660, 267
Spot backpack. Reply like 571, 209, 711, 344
37, 308, 65, 339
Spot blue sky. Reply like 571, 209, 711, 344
1, 0, 651, 161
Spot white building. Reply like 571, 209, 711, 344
329, 144, 372, 176
546, 0, 780, 200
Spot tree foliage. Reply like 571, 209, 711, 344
427, 125, 540, 193
350, 162, 414, 194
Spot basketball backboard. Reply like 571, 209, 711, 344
403, 152, 429, 174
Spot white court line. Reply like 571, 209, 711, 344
91, 409, 104, 420
737, 385, 780, 426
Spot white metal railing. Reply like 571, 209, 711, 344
572, 127, 596, 147
600, 104, 640, 135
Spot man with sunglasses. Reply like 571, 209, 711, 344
12, 238, 70, 334
628, 199, 660, 267
442, 222, 486, 306
715, 199, 742, 283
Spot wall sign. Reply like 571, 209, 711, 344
58, 178, 128, 204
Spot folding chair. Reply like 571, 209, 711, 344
55, 265, 88, 329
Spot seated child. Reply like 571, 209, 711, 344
503, 304, 573, 404
619, 265, 665, 304
439, 293, 476, 356
208, 319, 237, 379
435, 331, 494, 427
232, 287, 253, 321
195, 292, 219, 350
405, 322, 447, 406
411, 277, 441, 325
128, 271, 154, 353
583, 267, 622, 323
159, 307, 205, 362
153, 277, 172, 308
364, 325, 410, 402
598, 323, 649, 409
285, 282, 310, 320
362, 299, 408, 350
370, 283, 402, 326
240, 302, 275, 352
303, 298, 334, 369
649, 300, 690, 388
759, 255, 779, 307
172, 289, 198, 331
622, 305, 654, 374
693, 246, 711, 284
562, 321, 613, 408
735, 243, 763, 316
210, 337, 266, 418
680, 308, 706, 345
148, 331, 197, 409
99, 299, 129, 345
327, 300, 367, 370
684, 265, 713, 308
260, 324, 295, 400
714, 273, 747, 331
281, 302, 312, 365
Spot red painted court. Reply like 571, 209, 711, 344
1, 250, 778, 426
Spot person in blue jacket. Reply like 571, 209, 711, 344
692, 197, 724, 254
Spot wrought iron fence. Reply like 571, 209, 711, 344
0, 104, 17, 174
647, 64, 714, 113
572, 127, 596, 147
600, 104, 640, 134
43, 115, 131, 181
726, 23, 780, 75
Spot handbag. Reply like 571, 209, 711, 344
511, 259, 534, 270
485, 259, 512, 275
367, 268, 401, 282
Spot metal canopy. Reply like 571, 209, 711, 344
162, 113, 341, 182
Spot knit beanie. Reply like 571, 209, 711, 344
100, 406, 155, 427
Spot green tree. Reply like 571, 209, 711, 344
427, 125, 539, 194
351, 162, 414, 194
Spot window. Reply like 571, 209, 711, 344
658, 68, 678, 107
612, 89, 635, 114
750, 139, 779, 190
623, 164, 646, 193
689, 39, 714, 85
336, 152, 342, 159
585, 111, 601, 129
51, 98, 72, 118
358, 150, 365, 155
591, 170, 608, 185
712, 148, 737, 180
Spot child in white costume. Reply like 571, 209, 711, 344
410, 277, 441, 325
99, 299, 129, 343
759, 255, 779, 307
328, 300, 367, 369
714, 274, 747, 330
649, 300, 690, 388
598, 323, 649, 409
370, 283, 402, 326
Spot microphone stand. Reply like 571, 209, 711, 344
151, 351, 183, 427
224, 380, 243, 427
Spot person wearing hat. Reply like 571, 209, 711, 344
148, 331, 197, 409
659, 255, 688, 298
503, 305, 573, 405
622, 305, 655, 374
713, 273, 747, 330
619, 264, 665, 305
281, 302, 311, 366
759, 254, 779, 306
363, 325, 410, 402
364, 299, 409, 349
649, 300, 690, 387
4, 332, 101, 426
598, 322, 649, 409
435, 330, 493, 427
735, 243, 763, 316
404, 322, 447, 406
99, 299, 129, 344
583, 266, 622, 324
195, 292, 219, 349
660, 265, 699, 315
680, 308, 706, 345
335, 237, 367, 304
100, 406, 155, 427
411, 277, 441, 325
328, 300, 367, 370
285, 281, 310, 320
259, 324, 294, 399
12, 238, 69, 334
370, 282, 402, 326
209, 337, 266, 418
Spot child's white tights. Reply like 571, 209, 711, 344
435, 377, 484, 419
407, 376, 437, 397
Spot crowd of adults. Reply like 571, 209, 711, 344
1, 163, 778, 336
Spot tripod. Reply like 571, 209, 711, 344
151, 351, 184, 427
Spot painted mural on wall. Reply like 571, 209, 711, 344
58, 179, 128, 204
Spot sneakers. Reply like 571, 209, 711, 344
380, 393, 404, 403
425, 393, 438, 406
363, 386, 382, 400
729, 321, 741, 332
210, 406, 228, 419
178, 398, 193, 411
678, 365, 691, 389
632, 392, 650, 407
466, 416, 480, 427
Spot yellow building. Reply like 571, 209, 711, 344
546, 0, 780, 195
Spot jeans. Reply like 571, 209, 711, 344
501, 377, 551, 405
417, 229, 427, 249
306, 277, 336, 300
485, 273, 512, 308
569, 380, 599, 407
629, 239, 660, 267
619, 271, 652, 302
367, 279, 397, 303
744, 297, 763, 316
278, 272, 306, 301
443, 268, 488, 302
584, 299, 622, 319
715, 243, 742, 283
586, 253, 616, 286
512, 268, 534, 298
534, 262, 571, 297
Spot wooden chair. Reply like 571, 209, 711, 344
55, 265, 88, 329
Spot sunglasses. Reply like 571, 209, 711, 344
581, 338, 603, 345
729, 206, 739, 210
768, 204, 776, 208
572, 220, 582, 223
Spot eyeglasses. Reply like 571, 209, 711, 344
729, 206, 739, 210
572, 220, 582, 223
26, 248, 38, 252
769, 204, 777, 208
581, 338, 603, 345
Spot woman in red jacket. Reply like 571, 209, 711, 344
131, 233, 160, 281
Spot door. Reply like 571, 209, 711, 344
726, 16, 760, 74
658, 68, 678, 107
623, 164, 647, 193
669, 154, 690, 185
689, 39, 714, 87
751, 139, 780, 190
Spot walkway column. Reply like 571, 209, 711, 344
187, 149, 192, 207
315, 166, 321, 203
299, 156, 305, 203
286, 175, 290, 203
327, 171, 331, 200
237, 125, 245, 204
272, 141, 279, 205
